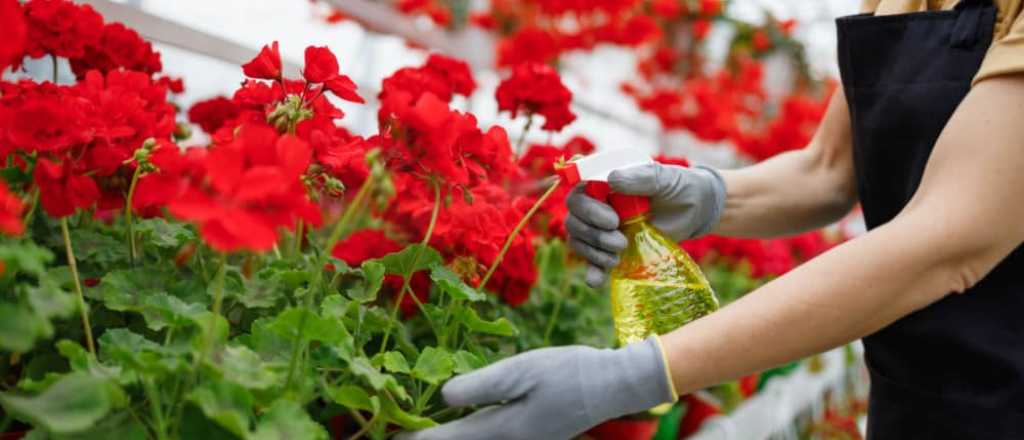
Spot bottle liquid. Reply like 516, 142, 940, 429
557, 149, 720, 346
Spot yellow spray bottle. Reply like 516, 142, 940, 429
558, 149, 720, 346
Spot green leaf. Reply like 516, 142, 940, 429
218, 346, 281, 390
380, 351, 411, 374
134, 218, 195, 249
348, 261, 384, 303
325, 385, 380, 413
56, 340, 132, 385
0, 303, 48, 352
140, 293, 205, 331
380, 397, 438, 430
456, 307, 519, 337
378, 244, 442, 276
348, 357, 410, 402
452, 350, 486, 374
430, 265, 486, 302
412, 347, 454, 385
99, 329, 187, 375
252, 400, 328, 440
69, 230, 129, 268
0, 373, 118, 434
27, 278, 76, 320
0, 242, 54, 278
187, 380, 253, 439
95, 268, 170, 312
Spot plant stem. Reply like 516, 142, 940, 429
51, 55, 58, 83
272, 244, 282, 260
142, 378, 169, 440
197, 254, 227, 368
477, 180, 560, 290
515, 116, 534, 155
61, 217, 95, 354
125, 165, 143, 265
293, 220, 304, 257
542, 293, 565, 346
346, 412, 377, 440
285, 176, 375, 391
21, 187, 39, 231
378, 180, 441, 352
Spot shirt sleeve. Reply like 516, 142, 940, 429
975, 5, 1024, 84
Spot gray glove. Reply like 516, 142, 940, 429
395, 336, 676, 440
566, 164, 727, 286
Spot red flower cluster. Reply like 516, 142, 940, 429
378, 56, 512, 190
0, 0, 27, 73
682, 231, 833, 279
168, 123, 322, 253
0, 69, 176, 217
331, 229, 431, 317
397, 0, 452, 27
0, 182, 25, 236
17, 0, 161, 79
188, 96, 240, 135
496, 62, 576, 132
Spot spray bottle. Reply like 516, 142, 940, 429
558, 149, 720, 346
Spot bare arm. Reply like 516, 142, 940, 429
662, 75, 1024, 394
714, 89, 858, 238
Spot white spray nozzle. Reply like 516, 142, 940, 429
557, 148, 653, 185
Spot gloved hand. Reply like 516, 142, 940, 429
566, 163, 727, 286
395, 336, 677, 440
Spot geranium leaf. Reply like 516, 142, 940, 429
218, 345, 282, 390
95, 268, 171, 312
187, 379, 254, 439
99, 329, 187, 375
348, 357, 410, 402
378, 244, 442, 276
412, 347, 454, 385
452, 350, 486, 374
430, 265, 486, 302
0, 241, 53, 278
348, 261, 384, 303
252, 400, 328, 440
326, 385, 379, 414
134, 218, 195, 249
69, 230, 129, 269
140, 293, 205, 331
380, 397, 437, 430
456, 307, 518, 337
377, 351, 411, 374
0, 373, 118, 434
0, 303, 48, 353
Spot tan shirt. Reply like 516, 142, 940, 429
861, 0, 1024, 84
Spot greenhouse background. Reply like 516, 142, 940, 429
1, 0, 877, 439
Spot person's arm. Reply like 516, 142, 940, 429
663, 74, 1024, 393
714, 88, 858, 237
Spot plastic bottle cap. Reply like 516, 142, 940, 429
608, 194, 650, 220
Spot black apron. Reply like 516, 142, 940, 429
837, 0, 1024, 438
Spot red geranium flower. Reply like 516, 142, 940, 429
23, 0, 104, 60
302, 46, 364, 103
0, 182, 25, 236
33, 157, 100, 218
496, 27, 561, 68
168, 123, 322, 253
70, 22, 162, 78
188, 96, 240, 135
495, 62, 577, 132
242, 41, 282, 81
132, 140, 205, 218
0, 0, 27, 72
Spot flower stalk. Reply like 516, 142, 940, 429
124, 165, 143, 265
61, 217, 95, 354
478, 179, 560, 289
378, 179, 441, 352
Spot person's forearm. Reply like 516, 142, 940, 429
661, 208, 975, 394
713, 90, 857, 238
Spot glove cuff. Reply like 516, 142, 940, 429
691, 165, 727, 238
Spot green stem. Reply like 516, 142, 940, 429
515, 116, 534, 155
51, 55, 58, 83
61, 217, 95, 354
293, 221, 304, 257
21, 187, 39, 232
285, 176, 375, 391
346, 412, 377, 440
542, 294, 565, 346
125, 165, 143, 265
142, 378, 169, 440
272, 244, 282, 260
477, 180, 560, 290
197, 254, 227, 368
379, 180, 441, 352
